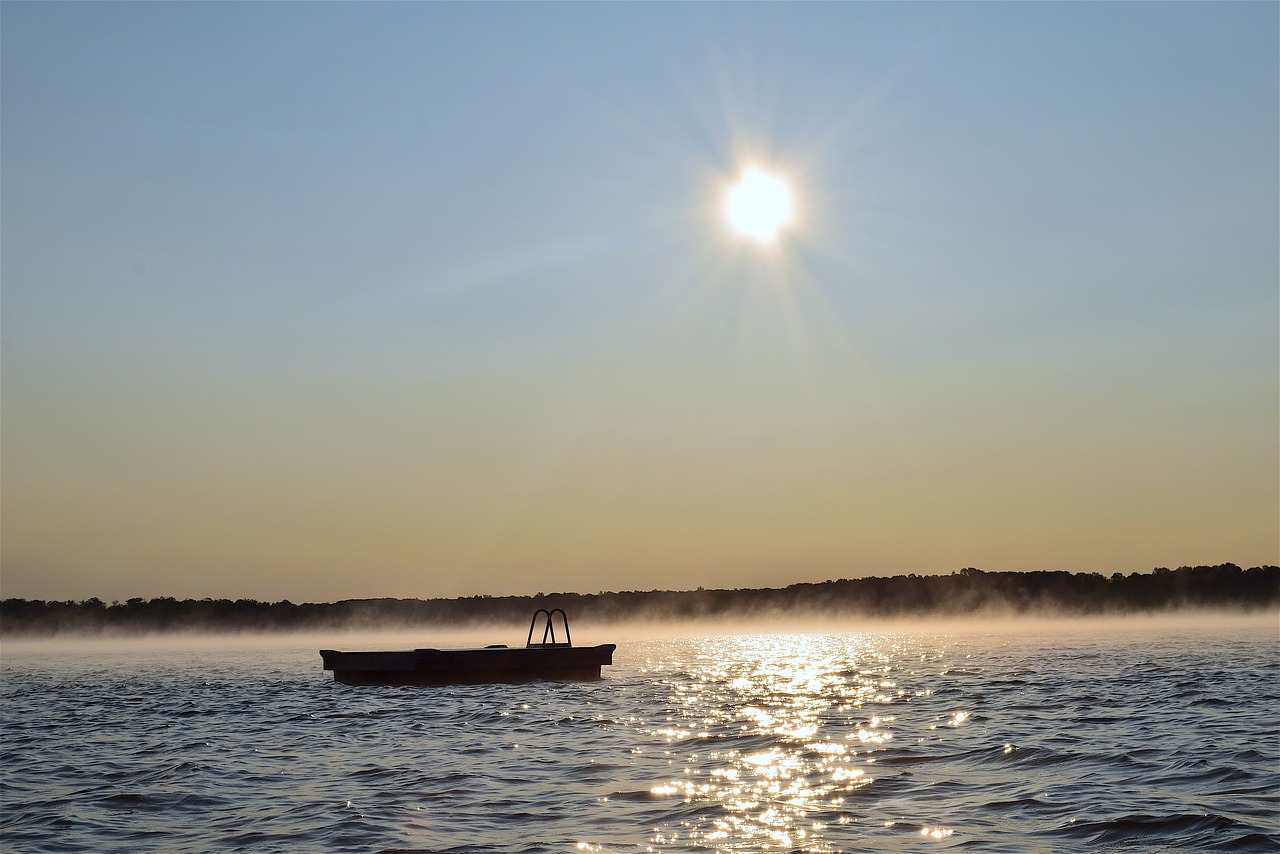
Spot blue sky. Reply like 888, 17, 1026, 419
3, 2, 1276, 602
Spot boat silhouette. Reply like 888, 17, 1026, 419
320, 608, 615, 686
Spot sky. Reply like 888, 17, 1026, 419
2, 2, 1277, 604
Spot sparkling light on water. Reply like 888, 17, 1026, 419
638, 633, 952, 850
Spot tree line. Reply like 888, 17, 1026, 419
1, 563, 1275, 636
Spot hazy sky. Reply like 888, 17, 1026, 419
3, 3, 1276, 603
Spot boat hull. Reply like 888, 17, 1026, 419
320, 643, 616, 686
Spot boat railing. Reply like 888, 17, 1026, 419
527, 608, 572, 648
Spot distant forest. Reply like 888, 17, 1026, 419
2, 564, 1276, 637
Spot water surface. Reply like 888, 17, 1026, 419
2, 618, 1276, 852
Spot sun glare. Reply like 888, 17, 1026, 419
725, 169, 794, 243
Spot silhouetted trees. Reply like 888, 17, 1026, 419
1, 564, 1275, 636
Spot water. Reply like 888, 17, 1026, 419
2, 618, 1276, 853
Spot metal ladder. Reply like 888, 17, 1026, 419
526, 608, 572, 648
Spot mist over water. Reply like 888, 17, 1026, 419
3, 607, 1274, 653
2, 616, 1276, 852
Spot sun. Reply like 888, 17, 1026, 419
725, 169, 794, 243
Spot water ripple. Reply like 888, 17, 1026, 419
1, 624, 1276, 852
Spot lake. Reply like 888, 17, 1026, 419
2, 615, 1276, 852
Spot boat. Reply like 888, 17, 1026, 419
319, 608, 615, 686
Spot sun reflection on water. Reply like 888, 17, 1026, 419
636, 632, 968, 850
